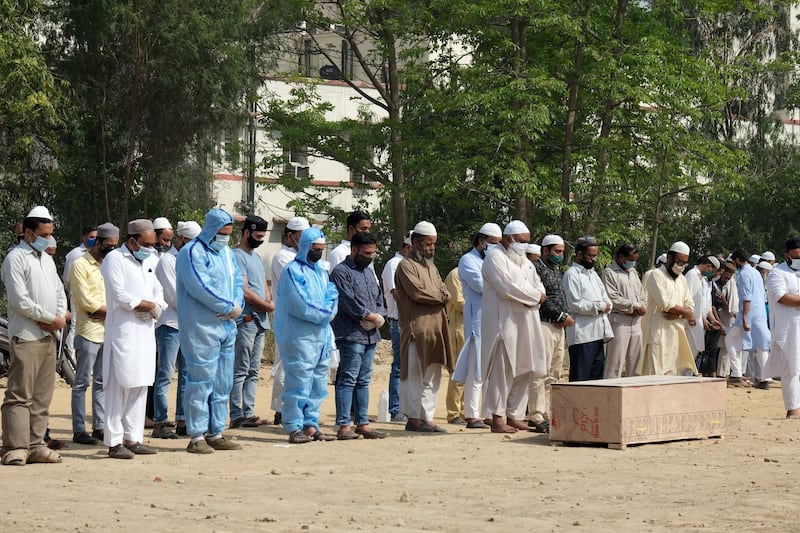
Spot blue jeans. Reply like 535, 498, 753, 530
335, 340, 377, 426
71, 336, 104, 433
154, 325, 182, 423
175, 351, 186, 421
230, 320, 266, 421
389, 319, 401, 416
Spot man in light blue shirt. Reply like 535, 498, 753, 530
562, 236, 613, 381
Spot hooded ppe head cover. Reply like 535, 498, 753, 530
197, 208, 234, 250
295, 227, 327, 271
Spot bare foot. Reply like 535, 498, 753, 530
786, 409, 800, 420
506, 417, 530, 431
490, 415, 518, 434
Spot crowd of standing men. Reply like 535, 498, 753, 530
3, 204, 800, 465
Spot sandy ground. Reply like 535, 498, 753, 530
2, 347, 799, 532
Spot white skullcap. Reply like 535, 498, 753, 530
176, 221, 201, 239
656, 253, 667, 265
403, 230, 412, 246
503, 220, 529, 235
761, 251, 776, 261
478, 223, 502, 238
527, 244, 541, 255
541, 234, 564, 247
152, 217, 172, 231
757, 261, 773, 271
413, 221, 437, 236
748, 254, 761, 264
287, 216, 310, 231
312, 236, 326, 244
669, 241, 690, 255
26, 206, 53, 221
707, 256, 720, 269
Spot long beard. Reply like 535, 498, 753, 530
413, 250, 435, 267
507, 250, 525, 267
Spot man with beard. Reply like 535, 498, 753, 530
395, 221, 453, 433
638, 241, 697, 375
563, 236, 613, 381
481, 220, 547, 433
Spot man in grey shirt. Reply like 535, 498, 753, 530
602, 243, 646, 378
1, 206, 67, 465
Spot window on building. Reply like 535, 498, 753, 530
283, 145, 310, 178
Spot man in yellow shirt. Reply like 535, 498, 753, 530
69, 223, 119, 445
444, 267, 466, 425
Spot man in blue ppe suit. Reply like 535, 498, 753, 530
274, 227, 339, 444
176, 208, 245, 454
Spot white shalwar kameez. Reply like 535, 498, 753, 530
766, 262, 800, 410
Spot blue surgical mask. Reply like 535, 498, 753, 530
549, 254, 563, 265
624, 260, 636, 270
209, 234, 230, 251
132, 246, 152, 261
30, 235, 50, 253
86, 238, 97, 248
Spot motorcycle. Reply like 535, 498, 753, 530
0, 317, 76, 385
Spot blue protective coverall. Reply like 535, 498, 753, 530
176, 209, 244, 438
274, 227, 339, 434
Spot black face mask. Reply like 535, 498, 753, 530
354, 253, 373, 268
579, 257, 595, 270
154, 244, 168, 254
307, 249, 323, 263
247, 236, 264, 249
99, 246, 115, 257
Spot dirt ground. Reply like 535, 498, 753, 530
2, 343, 799, 533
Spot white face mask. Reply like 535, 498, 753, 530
788, 257, 800, 271
671, 263, 686, 275
510, 242, 528, 257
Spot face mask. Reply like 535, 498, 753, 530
354, 253, 374, 268
99, 246, 115, 257
307, 249, 323, 264
703, 270, 714, 280
132, 246, 152, 261
671, 263, 686, 275
788, 257, 800, 271
30, 235, 49, 253
624, 260, 636, 270
86, 238, 97, 248
509, 240, 528, 257
486, 243, 500, 255
247, 235, 264, 249
155, 244, 167, 254
549, 254, 563, 265
209, 233, 230, 252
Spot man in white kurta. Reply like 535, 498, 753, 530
684, 256, 719, 360
101, 219, 166, 459
639, 242, 697, 376
765, 238, 800, 418
481, 220, 546, 434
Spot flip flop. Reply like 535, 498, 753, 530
336, 429, 360, 440
288, 430, 312, 444
312, 430, 337, 441
528, 420, 550, 433
355, 428, 388, 439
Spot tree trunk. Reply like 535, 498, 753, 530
561, 33, 584, 237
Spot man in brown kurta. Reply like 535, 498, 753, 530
395, 221, 454, 432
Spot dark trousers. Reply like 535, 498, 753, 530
568, 340, 605, 381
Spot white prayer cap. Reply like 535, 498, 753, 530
503, 219, 529, 235
176, 221, 201, 239
748, 254, 761, 264
312, 236, 326, 244
287, 216, 310, 231
26, 206, 53, 221
413, 221, 437, 236
527, 244, 541, 255
761, 251, 776, 261
541, 234, 564, 247
656, 253, 667, 265
153, 217, 172, 231
403, 230, 412, 246
478, 223, 502, 238
669, 241, 690, 255
757, 261, 773, 271
707, 256, 720, 269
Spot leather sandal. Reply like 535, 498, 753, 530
312, 430, 337, 442
26, 446, 63, 464
336, 429, 360, 440
288, 430, 312, 444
